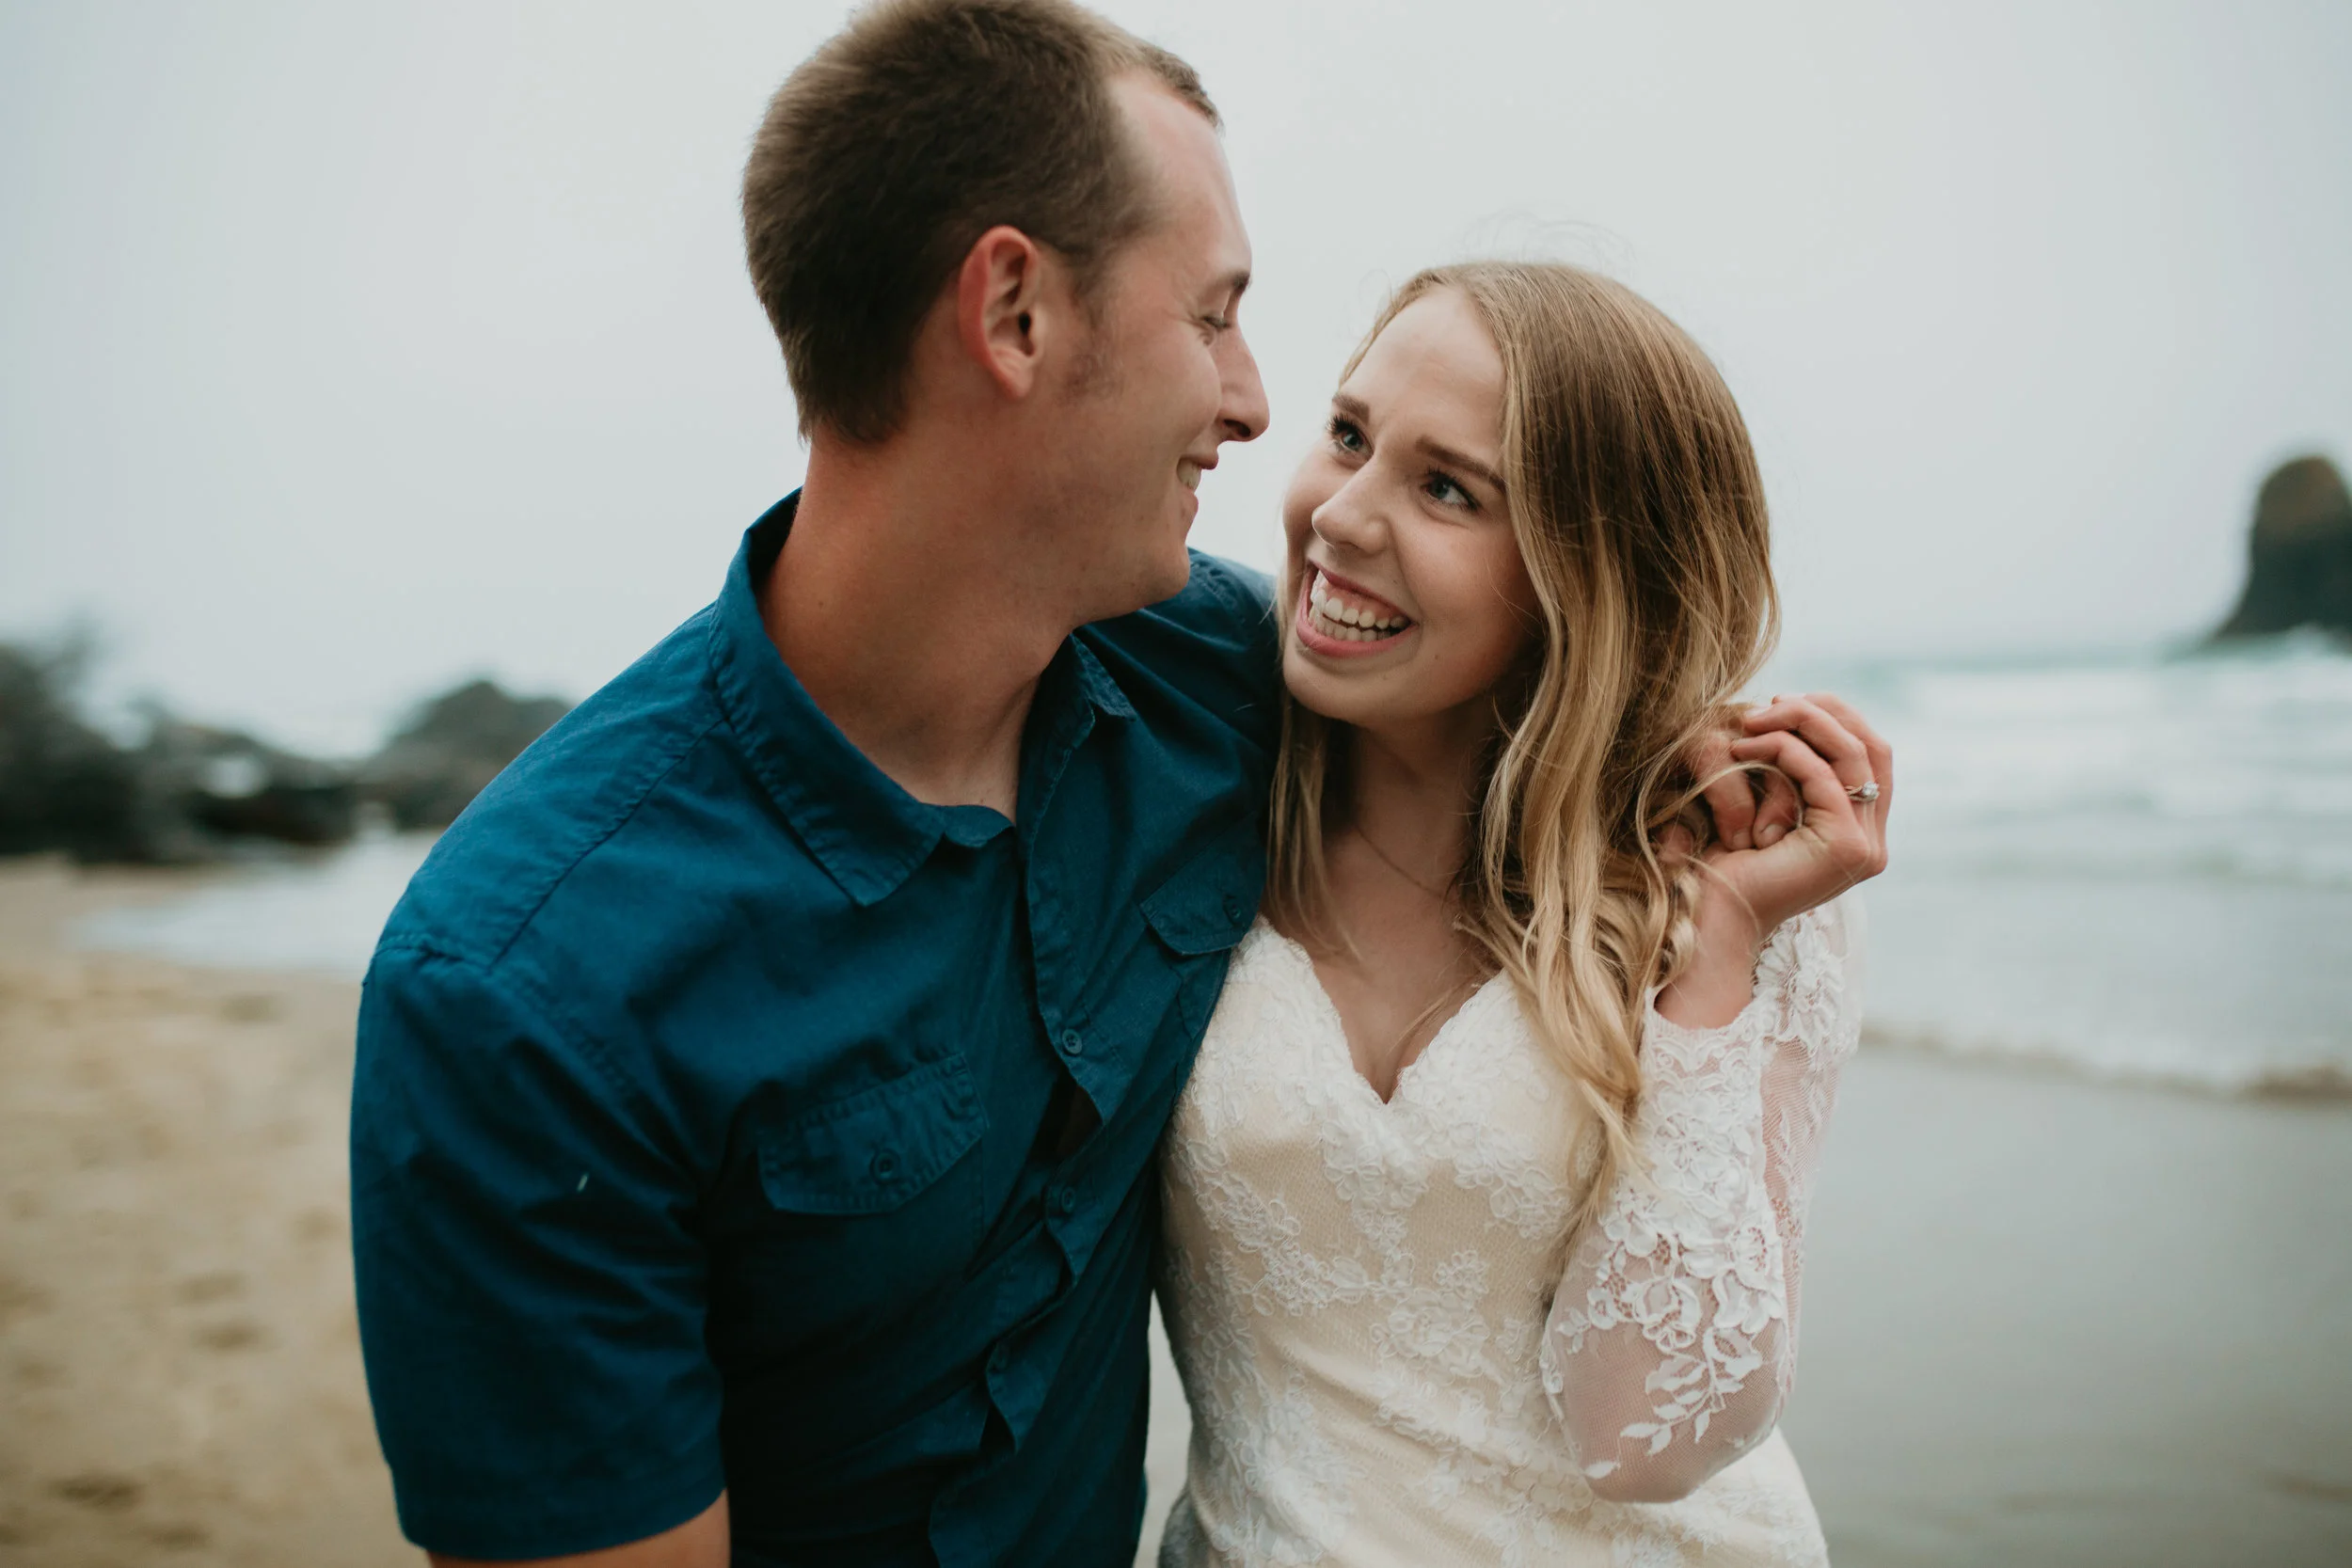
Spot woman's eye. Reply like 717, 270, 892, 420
1327, 417, 1366, 454
1425, 472, 1476, 510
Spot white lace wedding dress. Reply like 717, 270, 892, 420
1155, 900, 1862, 1567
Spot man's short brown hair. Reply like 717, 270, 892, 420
742, 0, 1217, 443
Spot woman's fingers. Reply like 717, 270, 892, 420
1802, 690, 1895, 820
1728, 730, 1885, 879
1730, 729, 1849, 823
1751, 763, 1802, 847
1743, 694, 1871, 785
1717, 692, 1895, 928
1688, 725, 1757, 850
1743, 694, 1875, 800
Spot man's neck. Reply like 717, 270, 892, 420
761, 440, 1072, 816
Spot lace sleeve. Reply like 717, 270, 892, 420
1538, 896, 1864, 1503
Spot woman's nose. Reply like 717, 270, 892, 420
1311, 469, 1388, 557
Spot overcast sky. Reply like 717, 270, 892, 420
4, 1, 2348, 753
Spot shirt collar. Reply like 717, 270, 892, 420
707, 492, 1134, 907
1071, 633, 1136, 722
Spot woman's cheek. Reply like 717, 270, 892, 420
1427, 578, 1528, 697
1281, 454, 1337, 531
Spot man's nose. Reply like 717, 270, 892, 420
1217, 333, 1269, 444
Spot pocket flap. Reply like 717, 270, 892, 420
1140, 819, 1263, 957
756, 1054, 986, 1215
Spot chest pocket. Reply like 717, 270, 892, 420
1137, 818, 1263, 1038
736, 1054, 989, 1342
755, 1053, 986, 1214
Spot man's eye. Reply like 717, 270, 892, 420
1203, 314, 1232, 333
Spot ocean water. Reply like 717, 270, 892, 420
72, 634, 2352, 1096
74, 831, 437, 979
1788, 630, 2352, 1095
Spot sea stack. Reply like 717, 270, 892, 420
2214, 454, 2352, 639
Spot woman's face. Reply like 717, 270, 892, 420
1280, 288, 1539, 736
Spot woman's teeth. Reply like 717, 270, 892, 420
1307, 571, 1412, 643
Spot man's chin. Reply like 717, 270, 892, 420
1144, 544, 1195, 607
1088, 551, 1193, 625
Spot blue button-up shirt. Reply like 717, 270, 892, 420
350, 495, 1277, 1565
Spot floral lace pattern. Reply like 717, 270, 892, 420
1156, 904, 1858, 1567
1539, 902, 1859, 1494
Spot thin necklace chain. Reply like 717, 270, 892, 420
1329, 827, 1486, 1078
1351, 825, 1454, 901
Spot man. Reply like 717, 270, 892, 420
351, 2, 1272, 1563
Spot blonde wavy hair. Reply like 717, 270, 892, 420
1265, 261, 1779, 1226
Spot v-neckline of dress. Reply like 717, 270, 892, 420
1254, 920, 1512, 1110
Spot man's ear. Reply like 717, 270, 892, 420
956, 225, 1052, 403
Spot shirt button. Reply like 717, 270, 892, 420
988, 1345, 1009, 1375
1223, 893, 1244, 920
869, 1148, 900, 1181
1058, 1028, 1085, 1058
1053, 1186, 1079, 1217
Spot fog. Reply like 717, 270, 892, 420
5, 0, 2348, 753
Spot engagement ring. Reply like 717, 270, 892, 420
1846, 781, 1881, 803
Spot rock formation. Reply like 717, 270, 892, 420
2215, 455, 2352, 640
359, 678, 571, 830
0, 641, 144, 860
141, 720, 358, 851
0, 649, 568, 861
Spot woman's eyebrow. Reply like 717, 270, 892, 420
1419, 438, 1507, 497
1329, 393, 1507, 496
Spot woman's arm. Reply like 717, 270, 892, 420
1540, 692, 1888, 1502
1539, 902, 1862, 1502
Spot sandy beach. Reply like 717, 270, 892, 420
1784, 1047, 2352, 1567
0, 859, 406, 1568
4, 857, 2348, 1568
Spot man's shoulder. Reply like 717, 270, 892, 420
1158, 550, 1277, 638
1081, 552, 1280, 743
375, 608, 733, 975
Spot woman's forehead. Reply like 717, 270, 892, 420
1343, 291, 1505, 452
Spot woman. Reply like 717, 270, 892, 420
1155, 262, 1889, 1567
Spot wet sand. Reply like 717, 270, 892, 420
0, 859, 405, 1568
6, 858, 2347, 1567
1784, 1046, 2352, 1567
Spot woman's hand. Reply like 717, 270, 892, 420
1660, 692, 1890, 1028
1711, 690, 1892, 939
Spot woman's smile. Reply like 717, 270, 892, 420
1295, 565, 1418, 656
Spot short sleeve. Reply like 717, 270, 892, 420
350, 944, 725, 1559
